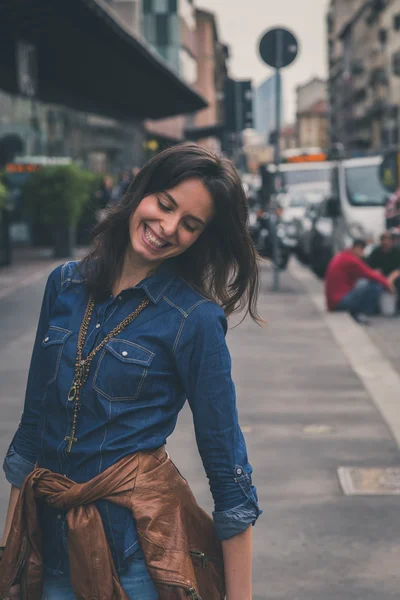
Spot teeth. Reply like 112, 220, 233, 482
145, 225, 166, 248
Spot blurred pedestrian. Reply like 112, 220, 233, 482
95, 175, 114, 206
385, 187, 400, 230
0, 144, 262, 600
366, 232, 400, 312
325, 239, 396, 324
112, 169, 132, 204
366, 232, 400, 278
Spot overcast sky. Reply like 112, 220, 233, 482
197, 0, 331, 124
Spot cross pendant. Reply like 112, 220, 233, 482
65, 434, 78, 452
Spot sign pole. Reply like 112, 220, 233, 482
273, 64, 282, 291
258, 26, 299, 292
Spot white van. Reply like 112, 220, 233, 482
329, 155, 388, 252
268, 160, 333, 191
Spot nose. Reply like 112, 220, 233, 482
160, 214, 180, 238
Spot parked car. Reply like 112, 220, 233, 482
279, 184, 330, 254
249, 207, 291, 270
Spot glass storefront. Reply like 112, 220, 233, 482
0, 89, 146, 172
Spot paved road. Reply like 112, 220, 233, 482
1, 264, 400, 599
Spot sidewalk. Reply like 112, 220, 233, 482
170, 263, 400, 599
1, 260, 400, 598
0, 247, 85, 300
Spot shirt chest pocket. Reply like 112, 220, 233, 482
41, 326, 73, 385
93, 339, 155, 402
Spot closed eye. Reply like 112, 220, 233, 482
157, 198, 172, 212
182, 221, 197, 233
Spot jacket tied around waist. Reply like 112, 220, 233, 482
0, 447, 225, 600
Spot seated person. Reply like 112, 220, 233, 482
366, 232, 400, 297
325, 239, 396, 324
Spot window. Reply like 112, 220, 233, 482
392, 51, 400, 76
345, 165, 388, 207
168, 0, 177, 12
156, 14, 169, 46
143, 0, 153, 14
394, 13, 400, 30
154, 0, 167, 13
378, 28, 387, 45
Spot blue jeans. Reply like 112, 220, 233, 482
336, 279, 383, 316
42, 548, 159, 599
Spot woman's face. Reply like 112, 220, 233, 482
128, 178, 215, 268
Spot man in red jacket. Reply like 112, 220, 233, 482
325, 239, 397, 324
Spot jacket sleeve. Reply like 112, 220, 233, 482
174, 301, 262, 541
3, 265, 63, 487
351, 255, 389, 288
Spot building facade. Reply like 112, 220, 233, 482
327, 0, 400, 153
190, 9, 228, 153
141, 0, 198, 145
296, 77, 329, 150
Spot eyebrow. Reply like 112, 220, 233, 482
162, 191, 206, 227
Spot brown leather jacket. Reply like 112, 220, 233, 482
0, 447, 225, 600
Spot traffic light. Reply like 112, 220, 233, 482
224, 78, 254, 133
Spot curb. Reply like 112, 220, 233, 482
289, 259, 400, 449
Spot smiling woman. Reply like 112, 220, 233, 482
0, 143, 262, 600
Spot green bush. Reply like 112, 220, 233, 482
0, 181, 7, 210
22, 164, 96, 226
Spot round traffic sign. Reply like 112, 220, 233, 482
379, 151, 400, 193
259, 28, 299, 69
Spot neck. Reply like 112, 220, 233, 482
113, 247, 160, 296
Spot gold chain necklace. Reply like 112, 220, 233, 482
64, 295, 150, 452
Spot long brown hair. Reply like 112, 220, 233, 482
80, 143, 262, 323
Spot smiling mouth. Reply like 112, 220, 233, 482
143, 224, 171, 250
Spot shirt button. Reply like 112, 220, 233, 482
236, 467, 243, 476
122, 351, 128, 357
118, 296, 122, 300
44, 337, 49, 342
95, 324, 100, 329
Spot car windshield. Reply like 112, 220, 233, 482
345, 165, 388, 206
282, 168, 331, 187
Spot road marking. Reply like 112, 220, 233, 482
289, 259, 400, 448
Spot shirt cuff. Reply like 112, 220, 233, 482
3, 444, 35, 488
213, 496, 262, 541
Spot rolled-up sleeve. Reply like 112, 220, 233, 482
3, 445, 35, 488
174, 301, 262, 541
3, 265, 62, 487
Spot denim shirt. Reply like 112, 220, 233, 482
3, 260, 261, 575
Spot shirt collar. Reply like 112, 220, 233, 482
135, 260, 177, 304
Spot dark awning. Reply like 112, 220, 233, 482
0, 0, 207, 120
